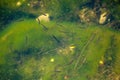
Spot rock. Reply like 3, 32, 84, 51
79, 8, 97, 23
99, 12, 108, 24
36, 13, 50, 22
98, 7, 111, 25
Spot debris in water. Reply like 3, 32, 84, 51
69, 45, 75, 52
50, 58, 54, 62
64, 75, 69, 80
99, 60, 104, 65
16, 1, 22, 7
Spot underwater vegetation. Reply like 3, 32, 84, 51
0, 0, 120, 80
0, 19, 120, 80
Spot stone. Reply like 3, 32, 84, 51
79, 8, 97, 23
99, 12, 108, 24
36, 13, 50, 22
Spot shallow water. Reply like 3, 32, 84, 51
0, 0, 120, 80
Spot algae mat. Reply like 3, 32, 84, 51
0, 19, 120, 80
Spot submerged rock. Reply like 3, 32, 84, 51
99, 8, 110, 25
78, 7, 112, 25
36, 13, 50, 22
99, 12, 108, 24
79, 8, 97, 23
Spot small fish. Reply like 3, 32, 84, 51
55, 69, 61, 72
37, 18, 48, 31
41, 23, 48, 31
56, 23, 64, 27
52, 35, 61, 43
